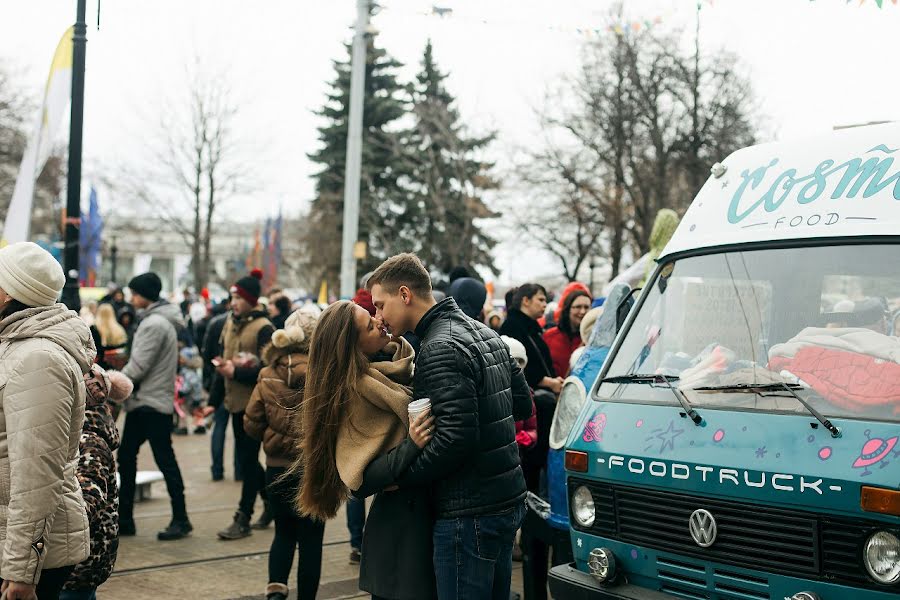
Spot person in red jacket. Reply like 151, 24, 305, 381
543, 283, 592, 378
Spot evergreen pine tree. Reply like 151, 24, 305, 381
305, 23, 412, 292
405, 40, 499, 276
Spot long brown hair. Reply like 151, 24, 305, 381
295, 300, 370, 521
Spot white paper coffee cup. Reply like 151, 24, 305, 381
408, 398, 431, 422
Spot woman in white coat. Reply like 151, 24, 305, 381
0, 243, 91, 600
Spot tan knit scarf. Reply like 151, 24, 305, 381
335, 337, 415, 492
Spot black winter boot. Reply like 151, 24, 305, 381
217, 511, 251, 540
157, 518, 193, 541
251, 502, 273, 530
265, 583, 288, 600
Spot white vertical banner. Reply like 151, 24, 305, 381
173, 254, 192, 289
2, 27, 74, 245
132, 253, 152, 277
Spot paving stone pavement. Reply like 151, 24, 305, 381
98, 419, 525, 599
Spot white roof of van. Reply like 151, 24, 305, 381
660, 122, 900, 259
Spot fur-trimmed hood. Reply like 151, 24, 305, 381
262, 344, 310, 389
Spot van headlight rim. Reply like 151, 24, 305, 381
588, 547, 617, 582
863, 530, 900, 585
572, 485, 595, 527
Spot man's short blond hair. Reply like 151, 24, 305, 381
367, 253, 432, 298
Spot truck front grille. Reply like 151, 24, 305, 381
569, 478, 889, 591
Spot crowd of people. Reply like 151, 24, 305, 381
0, 241, 607, 600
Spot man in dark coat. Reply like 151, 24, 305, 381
216, 270, 275, 540
369, 253, 532, 600
202, 299, 237, 482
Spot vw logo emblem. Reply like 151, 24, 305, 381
689, 509, 718, 547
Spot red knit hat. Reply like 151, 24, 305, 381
352, 288, 376, 316
231, 269, 264, 306
554, 282, 591, 323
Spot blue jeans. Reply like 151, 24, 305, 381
60, 589, 97, 600
433, 502, 526, 600
211, 404, 241, 479
346, 495, 366, 550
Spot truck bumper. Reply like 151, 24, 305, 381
548, 563, 679, 600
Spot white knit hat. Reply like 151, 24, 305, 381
500, 335, 528, 369
271, 305, 319, 351
0, 242, 66, 307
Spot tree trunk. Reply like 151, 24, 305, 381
609, 186, 625, 278
201, 168, 216, 289
191, 175, 203, 291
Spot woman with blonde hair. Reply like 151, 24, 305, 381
95, 303, 129, 370
297, 300, 435, 600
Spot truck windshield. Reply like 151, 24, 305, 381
599, 244, 900, 423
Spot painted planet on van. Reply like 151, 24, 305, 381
851, 430, 898, 476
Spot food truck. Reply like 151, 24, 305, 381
549, 123, 900, 600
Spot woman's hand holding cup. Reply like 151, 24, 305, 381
409, 410, 434, 449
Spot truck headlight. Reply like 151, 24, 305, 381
864, 531, 900, 584
572, 485, 595, 527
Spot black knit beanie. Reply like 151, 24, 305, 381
231, 269, 263, 306
128, 272, 162, 302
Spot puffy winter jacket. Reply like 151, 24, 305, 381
396, 298, 532, 518
0, 305, 91, 584
122, 301, 184, 415
244, 342, 308, 467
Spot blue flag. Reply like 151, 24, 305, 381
79, 186, 103, 285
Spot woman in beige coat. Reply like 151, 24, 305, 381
0, 243, 91, 600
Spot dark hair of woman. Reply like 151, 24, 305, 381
512, 283, 547, 310
274, 295, 293, 316
0, 299, 30, 320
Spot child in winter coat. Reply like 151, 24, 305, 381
244, 308, 322, 600
174, 345, 205, 435
61, 364, 133, 600
502, 336, 537, 445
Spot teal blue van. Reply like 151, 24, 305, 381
549, 123, 900, 600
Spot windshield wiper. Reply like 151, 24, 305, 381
692, 382, 842, 438
602, 374, 703, 425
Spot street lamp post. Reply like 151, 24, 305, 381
110, 236, 118, 284
61, 0, 87, 311
589, 257, 596, 295
339, 0, 369, 299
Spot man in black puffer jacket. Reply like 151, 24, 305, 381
369, 253, 533, 600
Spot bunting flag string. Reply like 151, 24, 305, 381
383, 0, 895, 41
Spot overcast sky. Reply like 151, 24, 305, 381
1, 0, 898, 284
